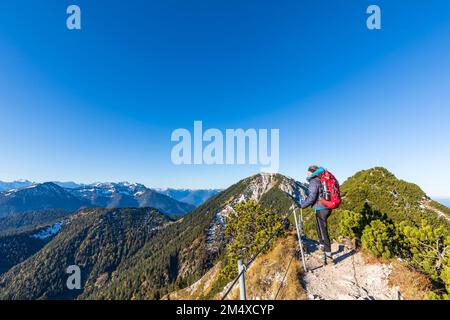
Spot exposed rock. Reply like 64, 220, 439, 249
302, 242, 400, 300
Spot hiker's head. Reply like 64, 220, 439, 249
307, 165, 319, 177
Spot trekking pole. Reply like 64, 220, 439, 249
299, 207, 305, 237
292, 205, 307, 272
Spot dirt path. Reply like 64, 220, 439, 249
301, 241, 401, 300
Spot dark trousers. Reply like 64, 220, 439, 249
315, 209, 332, 253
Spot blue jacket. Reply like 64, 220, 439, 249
300, 168, 327, 211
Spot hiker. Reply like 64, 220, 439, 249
300, 165, 334, 262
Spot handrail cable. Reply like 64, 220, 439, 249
273, 248, 296, 300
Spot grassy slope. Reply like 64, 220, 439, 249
164, 233, 306, 300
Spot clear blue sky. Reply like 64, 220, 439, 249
0, 0, 449, 197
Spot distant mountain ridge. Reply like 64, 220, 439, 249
0, 180, 87, 192
0, 180, 34, 192
0, 182, 213, 219
0, 183, 90, 218
68, 182, 195, 217
1, 180, 219, 208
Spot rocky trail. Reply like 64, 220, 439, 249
301, 240, 402, 300
164, 235, 416, 300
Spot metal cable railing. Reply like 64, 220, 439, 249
273, 249, 296, 300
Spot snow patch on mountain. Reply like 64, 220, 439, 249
31, 223, 62, 239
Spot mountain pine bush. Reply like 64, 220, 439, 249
219, 200, 283, 283
361, 220, 399, 259
426, 291, 450, 300
400, 221, 450, 290
336, 204, 391, 240
337, 210, 364, 239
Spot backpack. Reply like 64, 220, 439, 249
319, 170, 341, 209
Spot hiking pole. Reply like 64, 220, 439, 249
299, 206, 305, 237
292, 205, 307, 272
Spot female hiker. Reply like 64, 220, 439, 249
300, 165, 334, 263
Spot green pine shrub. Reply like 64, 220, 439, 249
337, 210, 364, 239
400, 221, 450, 288
219, 200, 283, 283
361, 220, 399, 259
426, 291, 450, 300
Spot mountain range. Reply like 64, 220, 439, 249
67, 182, 195, 217
0, 180, 35, 192
0, 183, 89, 218
0, 168, 449, 300
0, 182, 221, 221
